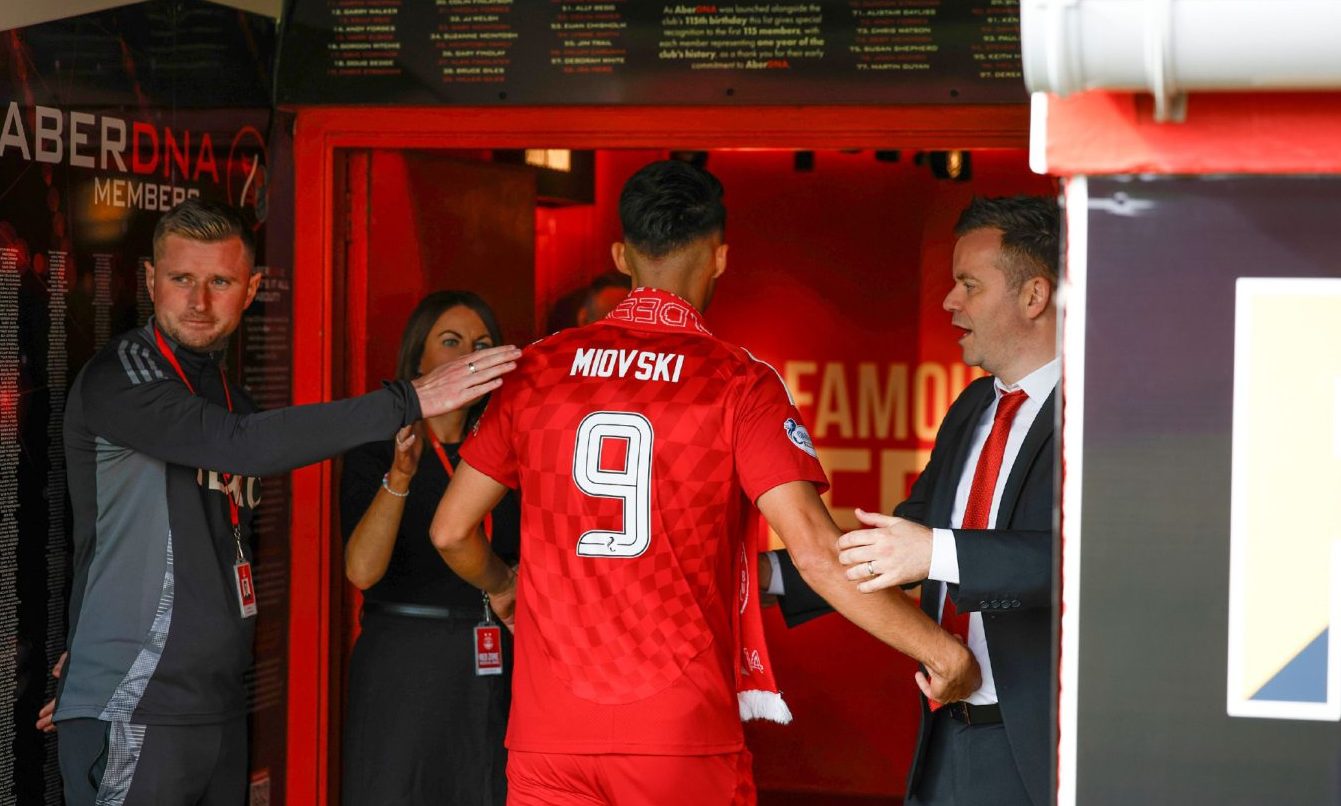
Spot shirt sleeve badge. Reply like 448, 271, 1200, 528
783, 418, 818, 458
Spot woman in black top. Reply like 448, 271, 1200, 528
340, 291, 520, 806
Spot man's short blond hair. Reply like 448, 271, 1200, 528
152, 198, 256, 268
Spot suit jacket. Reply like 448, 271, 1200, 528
777, 375, 1056, 806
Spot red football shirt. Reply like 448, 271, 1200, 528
461, 288, 828, 755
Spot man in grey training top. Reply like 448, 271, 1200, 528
46, 198, 519, 806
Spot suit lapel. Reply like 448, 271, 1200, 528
923, 380, 995, 616
929, 380, 995, 525
994, 383, 1057, 528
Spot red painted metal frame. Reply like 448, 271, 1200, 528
1044, 91, 1341, 175
286, 103, 1028, 806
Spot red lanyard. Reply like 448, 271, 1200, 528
153, 325, 242, 541
426, 428, 492, 539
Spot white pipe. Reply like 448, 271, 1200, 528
1023, 0, 1341, 118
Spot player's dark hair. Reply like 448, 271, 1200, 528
153, 198, 256, 267
396, 290, 504, 431
954, 196, 1060, 288
619, 160, 726, 258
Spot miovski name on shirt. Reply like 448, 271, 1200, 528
570, 348, 686, 383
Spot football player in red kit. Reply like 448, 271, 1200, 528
432, 160, 977, 805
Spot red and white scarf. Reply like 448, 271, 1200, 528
735, 516, 791, 724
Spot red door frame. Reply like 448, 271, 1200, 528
286, 103, 1029, 806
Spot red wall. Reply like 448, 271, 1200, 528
534, 149, 663, 330
364, 151, 425, 385
358, 150, 539, 387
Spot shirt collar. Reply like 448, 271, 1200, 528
603, 287, 712, 336
995, 356, 1060, 401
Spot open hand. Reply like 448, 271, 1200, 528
412, 345, 521, 419
835, 509, 933, 593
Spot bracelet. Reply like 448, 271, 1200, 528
381, 473, 410, 498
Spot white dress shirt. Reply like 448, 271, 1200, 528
928, 357, 1059, 704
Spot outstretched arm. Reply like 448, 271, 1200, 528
87, 343, 518, 479
756, 481, 980, 703
429, 460, 517, 627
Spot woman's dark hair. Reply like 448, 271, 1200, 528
395, 291, 504, 431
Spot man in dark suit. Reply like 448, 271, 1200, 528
767, 196, 1059, 806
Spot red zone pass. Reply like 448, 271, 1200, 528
234, 560, 257, 618
460, 288, 827, 756
475, 623, 504, 676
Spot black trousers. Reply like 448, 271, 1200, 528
343, 609, 511, 806
906, 708, 1033, 806
58, 717, 246, 806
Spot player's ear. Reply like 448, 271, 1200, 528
611, 243, 630, 276
712, 243, 728, 279
144, 259, 157, 302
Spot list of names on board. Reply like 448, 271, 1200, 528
281, 0, 1025, 104
550, 1, 629, 75
971, 0, 1021, 81
849, 0, 937, 73
326, 0, 404, 77
434, 0, 519, 84
0, 247, 20, 799
44, 249, 69, 805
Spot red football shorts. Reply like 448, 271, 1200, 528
507, 748, 755, 806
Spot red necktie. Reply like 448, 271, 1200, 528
939, 389, 1029, 642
